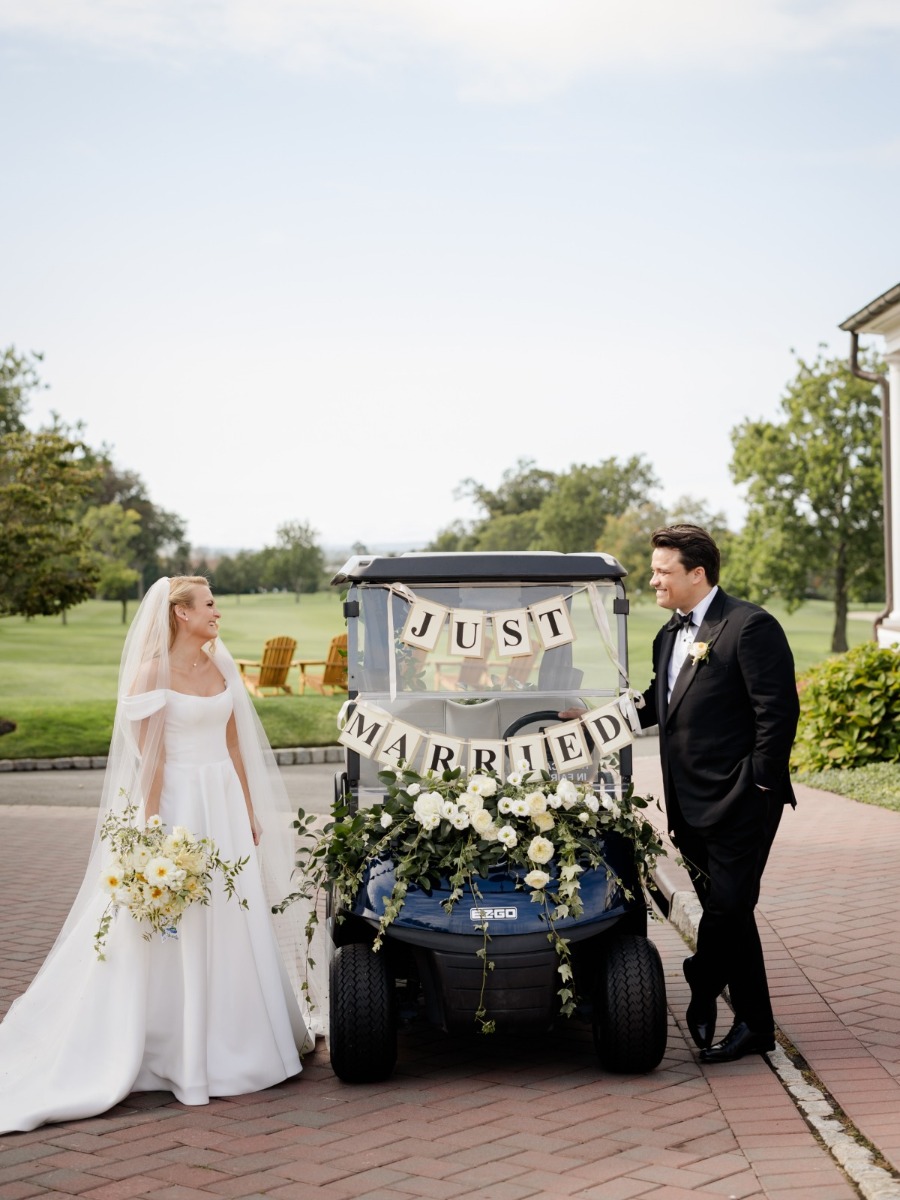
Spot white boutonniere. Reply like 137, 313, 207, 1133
689, 641, 710, 666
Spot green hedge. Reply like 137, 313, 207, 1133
792, 642, 900, 772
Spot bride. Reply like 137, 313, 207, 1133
0, 577, 320, 1134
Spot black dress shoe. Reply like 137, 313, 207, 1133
682, 958, 716, 1050
699, 1021, 775, 1063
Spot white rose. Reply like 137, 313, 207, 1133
406, 783, 421, 796
459, 791, 484, 815
532, 811, 555, 833
380, 811, 393, 828
546, 792, 562, 809
556, 779, 579, 809
526, 791, 547, 815
420, 813, 440, 831
468, 774, 497, 797
511, 798, 531, 818
413, 792, 442, 824
448, 807, 471, 830
472, 809, 497, 836
523, 869, 551, 889
497, 825, 518, 848
171, 825, 190, 841
584, 793, 600, 813
527, 836, 555, 865
579, 811, 590, 823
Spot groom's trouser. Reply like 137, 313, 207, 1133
672, 790, 784, 1038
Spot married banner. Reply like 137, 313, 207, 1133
337, 697, 635, 780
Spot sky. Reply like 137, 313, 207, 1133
2, 0, 899, 554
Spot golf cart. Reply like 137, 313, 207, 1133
324, 552, 667, 1080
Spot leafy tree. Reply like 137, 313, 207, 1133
213, 549, 261, 596
730, 349, 884, 652
0, 431, 101, 617
426, 520, 479, 552
272, 520, 325, 600
473, 510, 542, 551
536, 456, 659, 553
87, 461, 189, 592
0, 347, 45, 436
599, 502, 668, 595
82, 503, 142, 622
455, 458, 558, 518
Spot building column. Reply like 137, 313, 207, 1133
879, 349, 900, 647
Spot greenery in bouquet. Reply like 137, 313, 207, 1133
95, 796, 248, 960
282, 763, 664, 1031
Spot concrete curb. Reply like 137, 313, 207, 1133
649, 866, 900, 1200
0, 746, 345, 772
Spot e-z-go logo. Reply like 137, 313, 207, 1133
469, 907, 518, 921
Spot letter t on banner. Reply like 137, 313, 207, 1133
528, 597, 576, 650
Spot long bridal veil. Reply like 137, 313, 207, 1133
4, 578, 324, 1039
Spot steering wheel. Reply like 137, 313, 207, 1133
502, 710, 571, 740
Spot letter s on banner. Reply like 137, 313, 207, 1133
492, 608, 532, 658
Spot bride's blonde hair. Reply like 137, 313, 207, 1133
168, 575, 212, 645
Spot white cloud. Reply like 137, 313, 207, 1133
2, 0, 900, 98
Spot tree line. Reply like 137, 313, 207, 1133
428, 348, 885, 653
1, 343, 886, 651
0, 348, 323, 622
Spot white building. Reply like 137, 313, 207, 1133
840, 283, 900, 647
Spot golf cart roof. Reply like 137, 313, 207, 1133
332, 551, 627, 586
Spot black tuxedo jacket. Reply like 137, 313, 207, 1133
639, 589, 799, 831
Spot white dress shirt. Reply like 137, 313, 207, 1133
667, 586, 718, 701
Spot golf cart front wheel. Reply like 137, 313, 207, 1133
329, 942, 397, 1083
593, 934, 667, 1074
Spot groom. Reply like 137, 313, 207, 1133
639, 524, 799, 1063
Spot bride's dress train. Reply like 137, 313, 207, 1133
0, 687, 309, 1134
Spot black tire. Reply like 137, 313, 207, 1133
329, 942, 397, 1083
593, 934, 667, 1074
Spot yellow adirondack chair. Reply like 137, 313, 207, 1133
235, 636, 298, 697
297, 633, 348, 695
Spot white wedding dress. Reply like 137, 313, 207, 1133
0, 687, 308, 1134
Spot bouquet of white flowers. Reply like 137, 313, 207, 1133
94, 796, 248, 959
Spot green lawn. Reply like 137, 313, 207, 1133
0, 591, 881, 760
0, 592, 347, 757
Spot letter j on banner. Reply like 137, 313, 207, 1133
401, 598, 449, 652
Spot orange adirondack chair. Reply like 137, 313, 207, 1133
235, 636, 298, 697
297, 633, 348, 695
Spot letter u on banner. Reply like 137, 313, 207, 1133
580, 702, 633, 755
338, 703, 391, 759
401, 598, 449, 651
528, 597, 575, 650
447, 610, 486, 658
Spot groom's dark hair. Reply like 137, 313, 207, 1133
651, 524, 720, 586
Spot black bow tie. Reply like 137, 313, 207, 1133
667, 611, 694, 632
